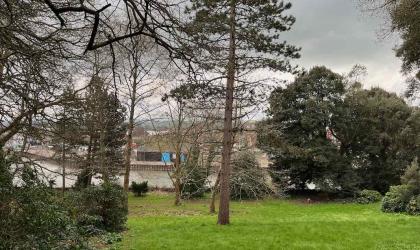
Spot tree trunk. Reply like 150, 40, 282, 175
62, 142, 66, 195
174, 151, 182, 206
99, 107, 108, 183
210, 167, 221, 213
61, 109, 66, 195
85, 134, 94, 186
218, 0, 236, 225
124, 96, 136, 191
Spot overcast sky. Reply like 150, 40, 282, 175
278, 0, 404, 94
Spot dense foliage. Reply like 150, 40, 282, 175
357, 190, 383, 204
258, 66, 357, 193
0, 152, 86, 249
381, 185, 413, 213
181, 146, 208, 199
259, 66, 420, 194
0, 150, 128, 249
78, 183, 128, 232
132, 181, 149, 197
407, 195, 420, 215
333, 88, 417, 193
230, 151, 272, 200
382, 159, 420, 214
77, 76, 127, 186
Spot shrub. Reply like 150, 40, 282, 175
401, 157, 420, 194
80, 183, 128, 232
100, 232, 123, 245
356, 189, 382, 204
131, 181, 149, 196
181, 146, 208, 199
407, 195, 420, 215
0, 152, 86, 249
181, 165, 208, 199
381, 159, 420, 215
75, 213, 104, 236
74, 168, 92, 189
381, 185, 414, 213
230, 150, 272, 200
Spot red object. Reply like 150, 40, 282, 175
326, 129, 333, 141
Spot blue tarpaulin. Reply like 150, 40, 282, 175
161, 152, 171, 163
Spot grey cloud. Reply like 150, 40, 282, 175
279, 0, 405, 94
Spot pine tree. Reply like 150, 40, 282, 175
185, 0, 300, 224
50, 86, 84, 193
77, 76, 126, 187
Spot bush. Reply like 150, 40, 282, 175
380, 159, 420, 215
181, 165, 208, 199
131, 181, 149, 196
230, 151, 272, 200
0, 152, 86, 249
356, 189, 382, 204
80, 183, 128, 232
407, 195, 420, 215
181, 146, 208, 199
401, 158, 420, 194
100, 232, 123, 245
381, 185, 414, 213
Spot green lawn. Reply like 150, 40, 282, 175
116, 193, 420, 250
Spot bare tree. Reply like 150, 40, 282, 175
41, 0, 192, 64
116, 37, 165, 191
155, 84, 221, 205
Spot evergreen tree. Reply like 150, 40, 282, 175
185, 0, 300, 224
258, 66, 357, 194
333, 87, 415, 193
259, 66, 420, 194
77, 76, 126, 187
401, 157, 420, 193
50, 86, 84, 192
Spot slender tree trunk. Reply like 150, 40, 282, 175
61, 109, 66, 194
218, 0, 236, 225
86, 135, 93, 186
173, 104, 184, 206
100, 133, 107, 182
99, 107, 108, 183
124, 95, 136, 191
174, 151, 182, 206
62, 141, 66, 194
210, 167, 221, 213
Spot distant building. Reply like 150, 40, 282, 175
136, 150, 187, 163
145, 130, 169, 136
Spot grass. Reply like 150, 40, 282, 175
115, 192, 420, 250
